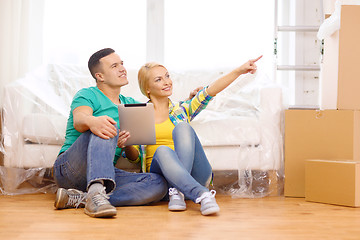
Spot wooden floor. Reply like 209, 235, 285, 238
1, 193, 360, 240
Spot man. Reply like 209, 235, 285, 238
53, 48, 167, 218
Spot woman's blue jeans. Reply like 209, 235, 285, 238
150, 122, 212, 202
53, 130, 167, 207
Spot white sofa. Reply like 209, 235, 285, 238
1, 64, 283, 196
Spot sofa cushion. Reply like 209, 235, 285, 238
10, 144, 61, 168
191, 113, 261, 146
22, 113, 66, 145
203, 145, 274, 171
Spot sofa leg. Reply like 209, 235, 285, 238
267, 170, 282, 196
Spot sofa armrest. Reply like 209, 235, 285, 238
2, 79, 68, 168
2, 82, 37, 167
259, 87, 283, 122
22, 113, 66, 145
258, 87, 284, 171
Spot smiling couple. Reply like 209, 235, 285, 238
53, 48, 261, 218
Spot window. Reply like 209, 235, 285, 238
164, 0, 274, 75
43, 0, 146, 70
276, 0, 323, 106
43, 0, 274, 74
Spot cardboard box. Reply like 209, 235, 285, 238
305, 159, 360, 207
285, 109, 360, 197
337, 5, 360, 110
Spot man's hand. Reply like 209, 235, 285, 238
186, 86, 203, 101
117, 130, 130, 148
88, 115, 118, 139
73, 106, 117, 139
118, 132, 140, 161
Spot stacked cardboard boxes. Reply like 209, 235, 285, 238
285, 110, 360, 197
285, 5, 360, 207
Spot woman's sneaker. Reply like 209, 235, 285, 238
84, 187, 117, 218
195, 190, 220, 216
168, 188, 186, 211
54, 188, 86, 209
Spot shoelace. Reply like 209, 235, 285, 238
67, 190, 87, 208
91, 188, 110, 206
169, 188, 182, 200
195, 190, 216, 204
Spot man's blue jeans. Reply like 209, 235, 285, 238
53, 130, 167, 206
150, 122, 212, 202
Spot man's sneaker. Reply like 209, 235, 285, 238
195, 190, 220, 216
84, 187, 117, 218
54, 188, 86, 209
168, 188, 186, 211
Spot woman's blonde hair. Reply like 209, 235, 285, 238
138, 62, 166, 98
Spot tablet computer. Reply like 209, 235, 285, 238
118, 103, 156, 146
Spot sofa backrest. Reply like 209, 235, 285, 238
3, 64, 280, 146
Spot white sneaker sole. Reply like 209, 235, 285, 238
168, 204, 187, 211
84, 208, 117, 218
201, 206, 220, 216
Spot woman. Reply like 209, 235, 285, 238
121, 56, 261, 216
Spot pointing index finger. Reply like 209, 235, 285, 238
251, 55, 263, 63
